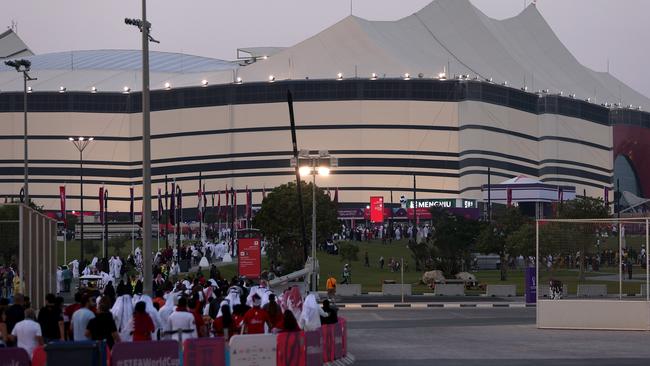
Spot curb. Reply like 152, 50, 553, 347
325, 354, 356, 366
338, 303, 535, 309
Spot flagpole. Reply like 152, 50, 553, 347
131, 185, 135, 255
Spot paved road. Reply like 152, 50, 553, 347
342, 307, 650, 366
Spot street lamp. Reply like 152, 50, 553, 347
291, 150, 338, 292
4, 58, 36, 204
68, 137, 94, 264
126, 0, 159, 295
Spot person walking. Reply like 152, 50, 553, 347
364, 251, 370, 267
37, 293, 64, 343
326, 274, 337, 299
167, 296, 197, 342
71, 294, 95, 341
132, 301, 155, 341
86, 297, 120, 349
342, 264, 351, 284
242, 294, 271, 335
9, 308, 43, 359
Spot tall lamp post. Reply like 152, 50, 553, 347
4, 59, 36, 204
291, 150, 337, 292
68, 137, 94, 263
126, 0, 159, 295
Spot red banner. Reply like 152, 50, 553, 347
321, 324, 336, 363
277, 331, 306, 366
370, 196, 384, 223
59, 186, 66, 227
183, 337, 225, 366
238, 237, 262, 279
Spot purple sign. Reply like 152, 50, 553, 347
305, 330, 322, 366
183, 337, 225, 366
525, 267, 536, 304
337, 208, 364, 219
0, 348, 30, 366
111, 340, 180, 366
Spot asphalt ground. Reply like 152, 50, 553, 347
342, 307, 650, 366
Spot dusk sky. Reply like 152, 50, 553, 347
3, 0, 648, 97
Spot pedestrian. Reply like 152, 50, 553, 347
299, 294, 327, 331
326, 273, 337, 299
37, 293, 64, 343
132, 301, 155, 341
364, 251, 370, 267
242, 294, 271, 335
71, 294, 95, 341
6, 293, 25, 336
320, 299, 338, 325
86, 297, 120, 349
167, 296, 197, 341
9, 308, 43, 358
212, 302, 234, 340
379, 256, 385, 270
264, 294, 283, 332
342, 264, 351, 284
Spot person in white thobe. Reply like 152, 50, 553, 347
166, 297, 197, 342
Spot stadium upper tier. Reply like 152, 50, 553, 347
0, 0, 648, 110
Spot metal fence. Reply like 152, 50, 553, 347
0, 204, 57, 309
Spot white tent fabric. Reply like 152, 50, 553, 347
482, 176, 577, 203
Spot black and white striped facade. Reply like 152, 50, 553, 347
0, 78, 632, 213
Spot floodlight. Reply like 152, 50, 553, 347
370, 73, 378, 80
27, 86, 32, 93
235, 77, 243, 84
164, 82, 171, 90
91, 86, 98, 93
201, 79, 208, 87
268, 75, 275, 82
317, 166, 330, 176
337, 73, 343, 80
403, 73, 410, 80
438, 72, 447, 80
59, 86, 66, 93
299, 166, 311, 177
123, 86, 131, 94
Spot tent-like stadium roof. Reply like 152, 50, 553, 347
0, 0, 647, 109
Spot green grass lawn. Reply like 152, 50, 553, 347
58, 238, 645, 296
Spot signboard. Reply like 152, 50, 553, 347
525, 267, 536, 304
230, 334, 277, 366
238, 237, 262, 279
461, 199, 477, 208
112, 340, 180, 366
0, 348, 30, 366
407, 199, 455, 209
370, 196, 384, 223
183, 337, 225, 366
337, 208, 364, 219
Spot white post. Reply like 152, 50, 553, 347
535, 219, 539, 327
400, 257, 404, 303
619, 222, 622, 300
645, 219, 650, 301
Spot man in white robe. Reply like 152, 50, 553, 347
111, 291, 134, 342
68, 259, 80, 278
167, 297, 197, 342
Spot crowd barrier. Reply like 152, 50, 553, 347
1, 318, 348, 366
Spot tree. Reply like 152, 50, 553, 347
409, 207, 482, 276
476, 206, 533, 280
542, 196, 609, 281
252, 181, 339, 274
0, 205, 19, 265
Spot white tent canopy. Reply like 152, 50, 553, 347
482, 176, 576, 204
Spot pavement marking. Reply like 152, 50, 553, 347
338, 303, 535, 309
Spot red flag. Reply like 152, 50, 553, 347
99, 187, 105, 224
197, 185, 203, 222
506, 188, 512, 207
59, 186, 66, 228
245, 185, 250, 220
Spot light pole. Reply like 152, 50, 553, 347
292, 150, 338, 292
68, 137, 94, 263
126, 0, 159, 295
4, 59, 36, 204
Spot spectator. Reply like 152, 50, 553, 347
264, 294, 283, 331
188, 297, 206, 337
320, 299, 338, 325
132, 301, 155, 341
167, 296, 197, 342
242, 294, 270, 334
37, 293, 64, 342
212, 302, 234, 340
86, 297, 120, 349
6, 293, 25, 335
326, 274, 337, 299
71, 294, 95, 341
364, 251, 370, 267
0, 307, 7, 345
299, 294, 327, 331
9, 308, 43, 358
282, 310, 299, 332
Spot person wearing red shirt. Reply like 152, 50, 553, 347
242, 294, 271, 335
132, 301, 155, 341
264, 294, 283, 331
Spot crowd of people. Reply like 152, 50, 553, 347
0, 265, 338, 359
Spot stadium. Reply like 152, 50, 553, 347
1, 0, 649, 217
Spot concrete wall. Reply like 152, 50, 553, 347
537, 300, 650, 331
